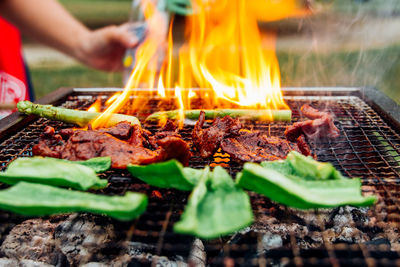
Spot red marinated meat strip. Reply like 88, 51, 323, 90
221, 131, 309, 162
285, 104, 340, 142
300, 104, 330, 120
192, 112, 312, 162
192, 111, 242, 158
33, 121, 191, 169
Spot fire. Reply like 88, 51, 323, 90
87, 98, 101, 113
105, 93, 122, 106
92, 0, 310, 128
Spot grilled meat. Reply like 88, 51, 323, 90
33, 121, 191, 168
296, 135, 312, 156
192, 111, 242, 158
285, 104, 340, 141
96, 121, 134, 140
221, 132, 304, 162
192, 111, 311, 161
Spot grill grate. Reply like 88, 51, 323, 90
0, 89, 400, 266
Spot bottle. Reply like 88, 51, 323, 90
122, 0, 148, 84
123, 0, 170, 85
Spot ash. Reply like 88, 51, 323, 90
241, 203, 399, 250
0, 205, 397, 266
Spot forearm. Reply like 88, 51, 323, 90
0, 0, 90, 59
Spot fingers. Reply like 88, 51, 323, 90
103, 24, 140, 49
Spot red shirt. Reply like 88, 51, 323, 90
0, 17, 30, 116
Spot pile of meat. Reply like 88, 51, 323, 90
192, 111, 313, 162
33, 121, 191, 169
33, 104, 339, 167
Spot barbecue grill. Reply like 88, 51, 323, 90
0, 87, 399, 266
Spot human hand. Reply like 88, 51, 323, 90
74, 23, 140, 72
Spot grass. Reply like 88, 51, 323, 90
60, 0, 131, 27
31, 66, 122, 100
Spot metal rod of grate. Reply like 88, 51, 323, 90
0, 91, 399, 266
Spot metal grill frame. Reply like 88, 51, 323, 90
0, 87, 400, 267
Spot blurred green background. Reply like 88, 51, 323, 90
26, 0, 400, 103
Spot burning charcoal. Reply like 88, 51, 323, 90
0, 218, 65, 266
54, 214, 130, 266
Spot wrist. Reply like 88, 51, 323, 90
70, 27, 92, 64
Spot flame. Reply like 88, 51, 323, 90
87, 98, 101, 113
92, 0, 310, 128
182, 0, 293, 111
92, 0, 168, 128
105, 93, 122, 106
174, 86, 184, 128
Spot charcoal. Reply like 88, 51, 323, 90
188, 239, 206, 267
0, 258, 55, 267
250, 206, 372, 249
0, 218, 65, 266
54, 214, 131, 266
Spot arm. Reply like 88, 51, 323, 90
0, 0, 139, 71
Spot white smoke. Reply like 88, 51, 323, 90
272, 0, 400, 102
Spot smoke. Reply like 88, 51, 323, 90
273, 0, 400, 102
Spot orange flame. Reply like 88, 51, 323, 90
92, 0, 310, 128
105, 93, 122, 106
87, 98, 101, 113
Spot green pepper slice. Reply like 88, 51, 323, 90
0, 182, 147, 221
0, 157, 108, 190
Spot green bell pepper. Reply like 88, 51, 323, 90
237, 152, 377, 209
174, 166, 253, 239
0, 157, 108, 190
127, 160, 203, 191
0, 182, 147, 221
69, 157, 111, 173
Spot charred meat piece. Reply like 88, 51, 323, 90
32, 126, 63, 158
61, 130, 165, 169
97, 121, 133, 140
285, 104, 340, 141
221, 131, 306, 162
296, 135, 312, 157
148, 120, 181, 146
33, 121, 191, 168
157, 136, 191, 166
192, 112, 311, 162
192, 111, 242, 158
300, 104, 330, 120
